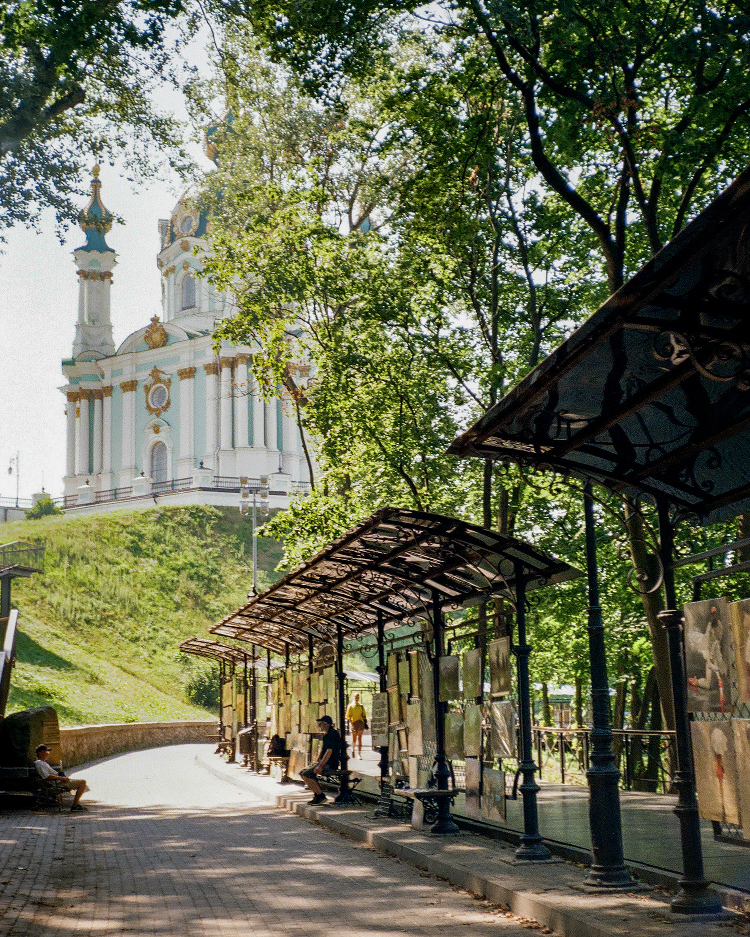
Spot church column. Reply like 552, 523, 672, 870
102, 386, 113, 479
251, 358, 265, 448
76, 390, 91, 477
234, 354, 250, 449
92, 390, 103, 476
203, 362, 219, 469
119, 380, 137, 485
177, 367, 196, 477
65, 391, 77, 478
265, 397, 278, 453
219, 356, 234, 451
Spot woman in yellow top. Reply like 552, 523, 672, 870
346, 693, 367, 757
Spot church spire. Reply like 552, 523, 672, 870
72, 166, 116, 361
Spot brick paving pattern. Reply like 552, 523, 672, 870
0, 745, 554, 937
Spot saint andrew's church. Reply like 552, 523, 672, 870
60, 168, 313, 513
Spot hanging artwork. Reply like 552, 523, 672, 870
294, 669, 304, 700
684, 598, 733, 714
733, 720, 750, 838
464, 703, 482, 758
406, 701, 424, 756
439, 655, 460, 701
691, 720, 739, 825
419, 652, 437, 752
388, 686, 402, 726
409, 651, 420, 697
398, 657, 411, 697
300, 702, 309, 734
465, 758, 481, 820
481, 767, 506, 823
488, 637, 511, 696
285, 666, 294, 695
490, 700, 516, 759
409, 755, 419, 790
387, 653, 399, 689
462, 648, 482, 700
310, 671, 320, 704
323, 665, 335, 703
731, 600, 750, 706
445, 712, 465, 760
371, 692, 389, 747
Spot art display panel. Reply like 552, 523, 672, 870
387, 653, 399, 689
691, 720, 739, 825
310, 671, 320, 704
409, 651, 420, 697
488, 637, 512, 696
731, 600, 750, 706
445, 712, 465, 760
324, 666, 336, 702
398, 657, 411, 696
465, 757, 481, 820
733, 720, 750, 838
684, 597, 733, 714
388, 686, 402, 726
439, 655, 460, 701
462, 648, 482, 701
463, 703, 482, 758
406, 701, 424, 755
490, 700, 516, 759
370, 693, 389, 748
481, 767, 506, 823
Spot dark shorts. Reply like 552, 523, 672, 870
300, 763, 336, 780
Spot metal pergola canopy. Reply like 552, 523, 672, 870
448, 168, 750, 526
211, 507, 579, 654
179, 637, 260, 666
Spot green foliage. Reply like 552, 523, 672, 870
2, 505, 282, 725
24, 496, 63, 519
185, 663, 220, 711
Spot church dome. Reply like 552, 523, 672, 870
160, 195, 210, 251
77, 165, 114, 253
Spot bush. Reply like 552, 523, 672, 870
185, 664, 220, 710
25, 496, 63, 519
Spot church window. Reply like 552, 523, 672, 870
181, 274, 196, 310
150, 441, 168, 483
148, 383, 168, 410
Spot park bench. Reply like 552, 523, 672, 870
0, 766, 65, 810
319, 769, 363, 803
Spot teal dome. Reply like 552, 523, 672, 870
77, 166, 114, 253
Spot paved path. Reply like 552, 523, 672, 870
0, 745, 558, 937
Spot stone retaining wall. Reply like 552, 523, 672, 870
61, 720, 216, 768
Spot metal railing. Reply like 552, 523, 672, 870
95, 487, 133, 503
0, 496, 33, 510
0, 540, 45, 574
531, 726, 676, 793
152, 478, 192, 495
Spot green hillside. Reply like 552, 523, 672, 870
1, 505, 283, 726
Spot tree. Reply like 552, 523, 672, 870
24, 495, 63, 519
0, 0, 214, 233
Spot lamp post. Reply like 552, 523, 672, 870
8, 452, 19, 507
240, 475, 270, 595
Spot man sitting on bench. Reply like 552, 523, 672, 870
34, 744, 88, 811
300, 715, 341, 806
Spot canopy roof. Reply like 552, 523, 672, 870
211, 508, 578, 654
179, 637, 258, 666
449, 168, 750, 526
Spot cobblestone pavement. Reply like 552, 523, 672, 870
0, 745, 557, 937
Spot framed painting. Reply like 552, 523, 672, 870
684, 598, 733, 714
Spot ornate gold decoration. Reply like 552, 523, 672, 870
182, 260, 190, 271
203, 362, 219, 376
92, 389, 103, 400
163, 270, 169, 278
219, 356, 234, 370
157, 259, 163, 269
144, 316, 169, 350
153, 425, 161, 434
66, 391, 79, 403
180, 239, 189, 250
173, 200, 199, 237
144, 367, 171, 416
78, 389, 92, 401
177, 366, 196, 380
75, 407, 80, 418
235, 353, 250, 365
167, 265, 175, 275
120, 379, 138, 393
102, 385, 113, 398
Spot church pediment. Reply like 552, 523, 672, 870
116, 317, 190, 355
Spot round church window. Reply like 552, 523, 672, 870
149, 384, 168, 410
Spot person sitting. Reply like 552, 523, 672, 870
34, 744, 88, 811
300, 715, 341, 805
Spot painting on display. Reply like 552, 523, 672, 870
387, 686, 402, 726
464, 703, 482, 758
731, 600, 750, 706
387, 653, 399, 689
300, 702, 309, 734
490, 700, 516, 759
691, 720, 739, 825
399, 657, 411, 696
284, 696, 293, 735
285, 666, 294, 695
409, 652, 420, 697
445, 712, 465, 760
462, 648, 482, 701
370, 693, 389, 748
409, 755, 419, 790
439, 656, 460, 702
294, 669, 304, 700
406, 701, 424, 755
733, 720, 750, 838
465, 757, 481, 820
481, 767, 506, 823
310, 671, 320, 704
684, 598, 733, 714
488, 637, 512, 696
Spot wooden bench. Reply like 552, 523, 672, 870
320, 770, 363, 803
389, 787, 463, 830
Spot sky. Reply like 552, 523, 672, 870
0, 34, 215, 504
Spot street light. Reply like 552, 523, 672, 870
240, 475, 270, 596
7, 451, 19, 507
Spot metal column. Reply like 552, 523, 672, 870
430, 590, 459, 834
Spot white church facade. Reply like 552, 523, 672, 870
60, 169, 313, 514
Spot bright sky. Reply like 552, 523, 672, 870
0, 33, 216, 503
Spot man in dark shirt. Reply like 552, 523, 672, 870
300, 715, 341, 805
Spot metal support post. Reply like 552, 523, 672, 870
513, 560, 551, 860
430, 590, 459, 834
657, 499, 723, 916
377, 609, 389, 785
583, 482, 634, 887
334, 619, 355, 803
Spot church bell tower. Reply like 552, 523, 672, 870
72, 166, 116, 360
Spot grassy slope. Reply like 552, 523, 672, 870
2, 505, 282, 726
